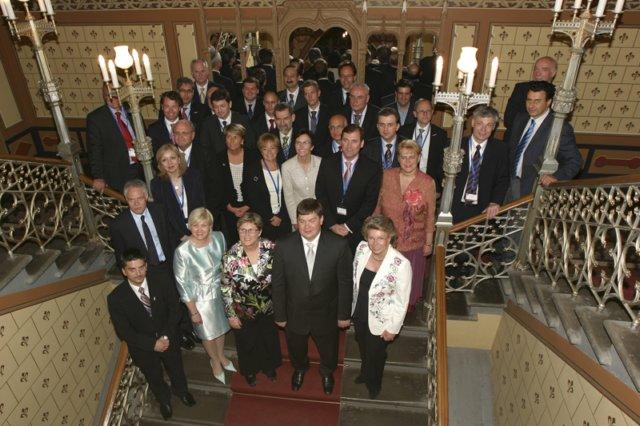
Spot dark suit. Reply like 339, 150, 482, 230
451, 137, 510, 223
148, 119, 173, 155
183, 102, 208, 131
345, 105, 380, 141
183, 142, 212, 183
107, 274, 188, 405
294, 104, 331, 147
362, 137, 400, 170
317, 78, 335, 106
150, 168, 205, 241
241, 159, 291, 240
86, 105, 143, 193
326, 88, 349, 114
399, 123, 448, 190
278, 89, 307, 111
212, 71, 236, 99
193, 81, 216, 110
506, 112, 582, 200
503, 81, 534, 141
315, 153, 382, 251
249, 64, 277, 92
232, 98, 264, 121
386, 101, 416, 127
251, 113, 278, 138
272, 230, 353, 376
198, 112, 256, 154
277, 132, 299, 164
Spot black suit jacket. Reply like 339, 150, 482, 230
148, 119, 172, 155
109, 202, 177, 267
241, 159, 291, 240
232, 97, 265, 121
216, 149, 260, 209
362, 137, 400, 170
386, 101, 416, 127
212, 71, 237, 99
193, 81, 216, 110
507, 112, 582, 197
150, 168, 205, 241
317, 78, 335, 106
251, 113, 277, 138
326, 88, 349, 114
315, 153, 381, 249
86, 104, 139, 193
249, 64, 277, 92
156, 102, 208, 132
345, 105, 380, 141
198, 112, 257, 154
278, 89, 307, 111
276, 132, 300, 164
107, 275, 181, 360
451, 137, 509, 223
399, 123, 448, 190
503, 81, 534, 140
272, 230, 353, 335
294, 104, 331, 147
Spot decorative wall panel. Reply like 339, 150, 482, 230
0, 58, 21, 128
491, 313, 638, 426
0, 281, 119, 425
14, 24, 172, 120
176, 24, 199, 78
442, 24, 476, 128
487, 25, 640, 135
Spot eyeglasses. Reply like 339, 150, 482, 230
329, 125, 345, 130
239, 228, 259, 234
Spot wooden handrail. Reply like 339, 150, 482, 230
549, 172, 640, 188
99, 343, 129, 426
0, 152, 70, 166
450, 194, 534, 233
435, 244, 448, 425
79, 174, 127, 202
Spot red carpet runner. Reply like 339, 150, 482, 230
223, 331, 346, 425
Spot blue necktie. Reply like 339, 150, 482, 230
384, 144, 393, 169
310, 110, 318, 133
512, 118, 536, 177
247, 104, 253, 119
465, 145, 482, 197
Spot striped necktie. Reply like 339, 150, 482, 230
512, 118, 536, 177
138, 287, 152, 316
465, 145, 482, 197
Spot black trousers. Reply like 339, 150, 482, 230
234, 313, 282, 376
130, 346, 189, 405
286, 325, 338, 377
147, 263, 194, 338
354, 320, 390, 392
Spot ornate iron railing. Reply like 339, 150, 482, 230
79, 175, 127, 251
444, 196, 533, 293
527, 175, 640, 325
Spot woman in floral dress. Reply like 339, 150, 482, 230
221, 212, 282, 386
374, 139, 436, 311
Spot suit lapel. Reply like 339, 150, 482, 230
124, 282, 151, 319
126, 211, 148, 254
295, 235, 312, 281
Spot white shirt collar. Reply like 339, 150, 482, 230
342, 154, 359, 166
180, 144, 193, 161
301, 231, 321, 249
129, 278, 149, 298
218, 112, 232, 124
530, 109, 551, 128
164, 117, 178, 133
130, 207, 150, 221
287, 86, 299, 97
469, 136, 489, 153
352, 105, 368, 120
416, 122, 431, 132
280, 130, 293, 140
308, 104, 320, 113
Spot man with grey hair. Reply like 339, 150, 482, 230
345, 82, 380, 141
191, 59, 215, 110
451, 106, 509, 223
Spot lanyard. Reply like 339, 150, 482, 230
263, 160, 281, 209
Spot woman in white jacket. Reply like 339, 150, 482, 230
351, 215, 412, 399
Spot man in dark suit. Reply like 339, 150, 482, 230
316, 124, 382, 251
198, 89, 256, 154
385, 79, 415, 127
506, 81, 582, 201
399, 98, 448, 192
294, 80, 330, 147
172, 119, 213, 179
107, 248, 196, 420
251, 90, 278, 137
315, 114, 347, 158
278, 64, 306, 112
210, 52, 237, 99
503, 56, 557, 141
313, 59, 335, 106
87, 84, 144, 193
365, 46, 396, 107
326, 61, 357, 113
362, 107, 401, 170
451, 106, 509, 224
249, 48, 277, 92
345, 83, 380, 141
176, 77, 208, 131
191, 59, 217, 111
274, 103, 299, 163
272, 198, 353, 395
148, 91, 182, 154
232, 77, 264, 120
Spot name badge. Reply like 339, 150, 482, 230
128, 148, 136, 158
464, 192, 478, 204
337, 207, 347, 216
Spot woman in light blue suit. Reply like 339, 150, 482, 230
174, 207, 235, 384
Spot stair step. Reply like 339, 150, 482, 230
340, 363, 428, 408
339, 400, 427, 426
0, 250, 32, 291
78, 240, 104, 267
520, 274, 544, 316
465, 279, 506, 308
181, 348, 234, 390
533, 277, 571, 331
575, 304, 629, 366
14, 244, 60, 284
45, 239, 85, 277
344, 330, 427, 368
446, 291, 472, 319
401, 301, 429, 331
140, 386, 230, 425
603, 320, 640, 392
507, 270, 530, 307
552, 292, 597, 345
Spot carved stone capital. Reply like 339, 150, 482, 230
57, 139, 82, 159
443, 147, 464, 176
552, 88, 576, 114
134, 136, 154, 162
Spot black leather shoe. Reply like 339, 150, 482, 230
189, 330, 202, 344
265, 369, 277, 381
368, 387, 381, 399
159, 402, 173, 420
354, 375, 365, 384
291, 370, 305, 391
245, 373, 257, 387
180, 392, 196, 407
322, 374, 335, 395
181, 335, 195, 350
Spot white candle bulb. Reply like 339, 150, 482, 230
43, 0, 54, 15
489, 57, 499, 88
554, 0, 563, 11
572, 0, 581, 8
614, 0, 624, 13
4, 0, 16, 19
132, 49, 142, 76
37, 0, 46, 12
98, 55, 110, 82
108, 59, 120, 88
433, 56, 443, 86
256, 31, 260, 44
595, 0, 606, 16
465, 71, 474, 95
142, 53, 153, 81
0, 0, 8, 18
457, 70, 464, 80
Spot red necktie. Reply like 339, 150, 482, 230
115, 111, 138, 162
269, 118, 276, 132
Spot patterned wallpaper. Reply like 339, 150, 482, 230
0, 280, 119, 425
491, 313, 638, 425
442, 24, 477, 129
487, 25, 640, 135
14, 24, 172, 120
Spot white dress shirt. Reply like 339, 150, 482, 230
414, 124, 431, 173
131, 208, 166, 262
129, 278, 150, 304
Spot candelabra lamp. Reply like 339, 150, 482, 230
1, 0, 85, 175
515, 0, 623, 264
431, 47, 499, 241
98, 45, 156, 195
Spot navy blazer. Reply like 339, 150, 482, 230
150, 168, 205, 241
362, 137, 400, 170
451, 137, 509, 224
278, 88, 307, 112
198, 111, 257, 155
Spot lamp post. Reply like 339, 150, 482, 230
516, 0, 624, 265
97, 45, 156, 195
